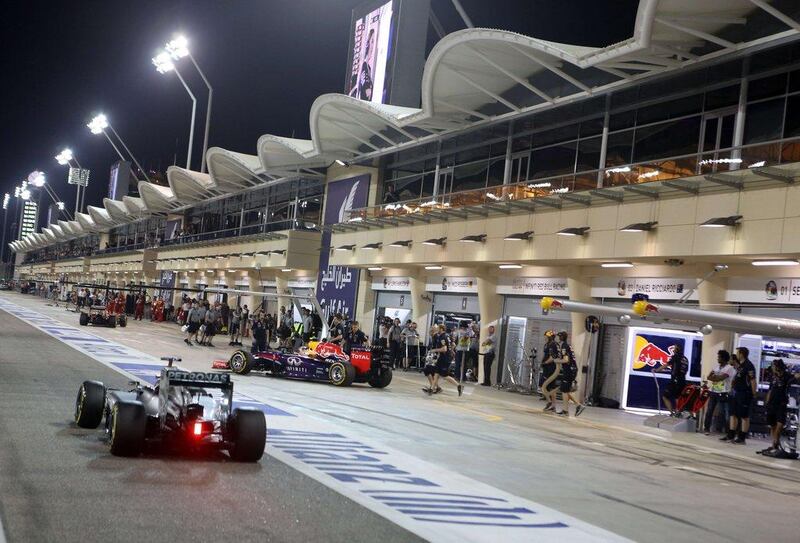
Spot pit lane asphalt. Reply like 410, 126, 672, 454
0, 309, 423, 543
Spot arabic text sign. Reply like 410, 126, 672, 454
317, 174, 370, 319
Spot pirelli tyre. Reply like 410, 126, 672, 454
79, 312, 89, 326
329, 361, 356, 387
74, 380, 105, 428
118, 315, 127, 327
109, 401, 146, 457
108, 317, 116, 329
229, 350, 254, 375
228, 408, 266, 462
368, 367, 393, 389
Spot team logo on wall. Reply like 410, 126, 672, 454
632, 334, 683, 371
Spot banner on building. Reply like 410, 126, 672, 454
726, 277, 800, 304
591, 277, 698, 300
372, 276, 411, 291
496, 277, 568, 296
425, 276, 478, 293
317, 174, 370, 320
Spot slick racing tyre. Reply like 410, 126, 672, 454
228, 408, 266, 462
79, 313, 89, 326
118, 315, 127, 327
329, 361, 356, 387
368, 367, 393, 389
229, 350, 254, 375
108, 317, 116, 328
109, 401, 146, 457
75, 380, 105, 428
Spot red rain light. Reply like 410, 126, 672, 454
193, 422, 203, 436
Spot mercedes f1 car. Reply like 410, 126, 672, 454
79, 305, 127, 328
74, 357, 266, 461
213, 342, 393, 388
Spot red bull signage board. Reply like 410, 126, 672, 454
621, 326, 702, 411
591, 277, 698, 300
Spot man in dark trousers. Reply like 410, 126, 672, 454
656, 343, 689, 416
723, 346, 758, 444
480, 325, 496, 386
251, 316, 268, 353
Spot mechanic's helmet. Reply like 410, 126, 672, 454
557, 330, 569, 340
544, 329, 556, 339
308, 340, 319, 352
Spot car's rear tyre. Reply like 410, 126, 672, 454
368, 367, 393, 389
75, 380, 105, 428
79, 313, 89, 326
228, 408, 266, 462
109, 401, 145, 457
118, 315, 127, 327
329, 361, 356, 387
229, 350, 253, 375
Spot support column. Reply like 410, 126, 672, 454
567, 270, 592, 402
409, 270, 432, 338
276, 274, 290, 314
354, 272, 376, 339
476, 269, 503, 384
245, 270, 261, 312
698, 269, 732, 379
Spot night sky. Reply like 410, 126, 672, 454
1, 0, 637, 233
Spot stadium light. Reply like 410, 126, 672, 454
2, 193, 9, 210
20, 189, 31, 201
86, 113, 150, 182
152, 51, 174, 74
160, 34, 213, 173
28, 171, 46, 188
56, 202, 65, 210
87, 113, 108, 134
55, 148, 74, 165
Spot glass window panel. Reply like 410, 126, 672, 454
605, 130, 633, 167
395, 174, 423, 201
789, 69, 800, 93
748, 73, 787, 101
636, 94, 703, 125
632, 117, 701, 162
532, 124, 578, 147
704, 85, 739, 110
784, 95, 800, 138
487, 157, 506, 187
580, 117, 604, 138
421, 172, 435, 198
702, 118, 719, 152
452, 160, 489, 192
576, 136, 602, 172
512, 134, 531, 152
744, 98, 785, 144
530, 141, 577, 179
609, 110, 635, 131
456, 145, 489, 164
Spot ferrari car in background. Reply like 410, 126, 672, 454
214, 342, 393, 388
74, 357, 266, 461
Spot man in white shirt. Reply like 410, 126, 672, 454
704, 350, 737, 434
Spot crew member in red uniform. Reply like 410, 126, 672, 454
134, 295, 145, 321
153, 296, 165, 322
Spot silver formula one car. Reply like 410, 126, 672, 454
74, 357, 266, 462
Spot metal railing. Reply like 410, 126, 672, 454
345, 137, 800, 223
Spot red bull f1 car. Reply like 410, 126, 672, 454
79, 305, 127, 328
73, 357, 266, 461
213, 342, 393, 388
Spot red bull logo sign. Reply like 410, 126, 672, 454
632, 335, 674, 370
314, 342, 349, 362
